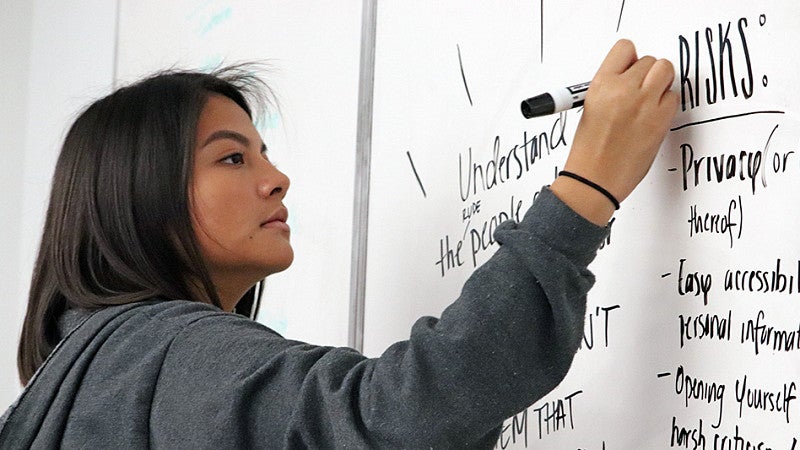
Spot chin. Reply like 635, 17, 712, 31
265, 250, 294, 276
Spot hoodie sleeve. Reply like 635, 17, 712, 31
150, 187, 610, 449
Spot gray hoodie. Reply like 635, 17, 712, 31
0, 188, 608, 448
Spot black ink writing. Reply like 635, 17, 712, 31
680, 124, 784, 193
458, 113, 568, 202
678, 258, 713, 305
735, 375, 796, 424
582, 304, 620, 350
675, 365, 726, 428
741, 310, 800, 355
680, 311, 733, 348
687, 196, 743, 248
724, 259, 800, 295
671, 417, 706, 449
434, 196, 524, 277
680, 145, 761, 194
468, 196, 524, 267
496, 410, 528, 449
712, 425, 772, 450
532, 390, 582, 439
434, 235, 465, 277
598, 217, 615, 251
678, 16, 757, 111
462, 200, 481, 222
669, 417, 781, 449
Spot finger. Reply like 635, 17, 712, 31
653, 89, 680, 134
624, 55, 657, 85
642, 58, 676, 99
661, 90, 681, 115
595, 39, 638, 77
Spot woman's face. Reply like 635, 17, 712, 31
190, 94, 293, 306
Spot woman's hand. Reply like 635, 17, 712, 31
551, 39, 679, 226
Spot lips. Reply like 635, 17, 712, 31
261, 206, 290, 231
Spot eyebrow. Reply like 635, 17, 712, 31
201, 130, 267, 153
201, 130, 250, 148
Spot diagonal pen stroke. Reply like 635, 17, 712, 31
456, 44, 474, 106
406, 151, 427, 198
616, 0, 626, 32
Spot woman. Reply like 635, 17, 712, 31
2, 40, 677, 448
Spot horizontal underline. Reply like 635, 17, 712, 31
670, 110, 785, 131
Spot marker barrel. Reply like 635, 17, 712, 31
521, 81, 590, 118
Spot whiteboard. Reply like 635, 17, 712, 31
365, 0, 800, 447
116, 0, 363, 347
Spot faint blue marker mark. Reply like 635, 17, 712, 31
199, 54, 224, 73
199, 6, 232, 37
267, 317, 289, 335
255, 112, 281, 134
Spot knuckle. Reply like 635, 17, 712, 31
640, 55, 657, 65
652, 59, 675, 79
656, 58, 675, 72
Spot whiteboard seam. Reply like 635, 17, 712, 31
348, 0, 378, 352
112, 0, 121, 89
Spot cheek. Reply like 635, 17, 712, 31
190, 178, 244, 243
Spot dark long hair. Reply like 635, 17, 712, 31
18, 66, 277, 385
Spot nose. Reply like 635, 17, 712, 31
257, 161, 290, 199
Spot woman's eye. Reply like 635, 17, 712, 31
221, 153, 245, 165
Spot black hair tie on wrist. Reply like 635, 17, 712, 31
558, 170, 620, 210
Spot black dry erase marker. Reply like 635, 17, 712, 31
520, 81, 590, 118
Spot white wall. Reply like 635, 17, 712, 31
115, 1, 362, 349
0, 0, 117, 409
0, 0, 34, 406
2, 1, 361, 410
